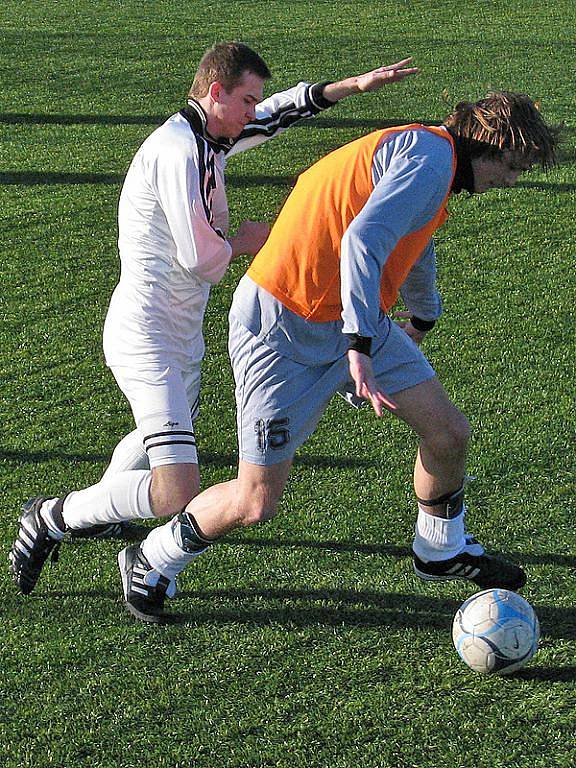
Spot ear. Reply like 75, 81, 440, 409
208, 81, 225, 104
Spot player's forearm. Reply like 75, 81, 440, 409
229, 221, 270, 259
321, 78, 361, 103
321, 58, 418, 103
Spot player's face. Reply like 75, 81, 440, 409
472, 151, 534, 193
210, 72, 265, 138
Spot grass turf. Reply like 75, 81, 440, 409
1, 1, 575, 766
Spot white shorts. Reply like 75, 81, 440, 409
110, 364, 201, 468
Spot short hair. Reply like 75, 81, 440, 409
189, 41, 271, 99
443, 91, 557, 168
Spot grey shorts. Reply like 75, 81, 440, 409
229, 315, 435, 466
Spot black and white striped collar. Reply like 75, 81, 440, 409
179, 99, 233, 153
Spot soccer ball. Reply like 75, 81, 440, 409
452, 589, 539, 674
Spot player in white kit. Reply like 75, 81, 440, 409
9, 41, 417, 621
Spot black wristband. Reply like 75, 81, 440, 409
410, 316, 436, 332
345, 333, 372, 357
310, 81, 336, 108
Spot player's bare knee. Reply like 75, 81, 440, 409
236, 497, 279, 527
426, 410, 470, 460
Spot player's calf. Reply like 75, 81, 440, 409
149, 463, 200, 517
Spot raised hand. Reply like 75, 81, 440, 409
355, 58, 420, 92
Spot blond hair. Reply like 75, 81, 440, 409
444, 92, 557, 168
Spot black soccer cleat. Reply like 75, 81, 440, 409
413, 550, 527, 591
118, 544, 174, 624
69, 521, 147, 542
9, 496, 64, 595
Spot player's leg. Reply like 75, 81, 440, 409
369, 320, 525, 590
63, 430, 151, 541
72, 366, 201, 539
64, 364, 200, 523
119, 458, 293, 624
9, 365, 200, 595
391, 375, 470, 512
117, 318, 341, 623
102, 429, 149, 478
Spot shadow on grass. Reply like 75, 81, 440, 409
0, 449, 110, 464
0, 448, 378, 470
171, 587, 576, 641
0, 585, 467, 631
0, 112, 165, 126
225, 535, 576, 569
4, 583, 574, 647
0, 113, 434, 129
0, 171, 297, 188
0, 171, 124, 186
173, 588, 462, 631
513, 666, 576, 683
516, 180, 576, 192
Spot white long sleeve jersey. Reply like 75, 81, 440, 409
104, 82, 332, 370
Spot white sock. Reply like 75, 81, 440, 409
62, 470, 155, 530
141, 516, 207, 581
412, 504, 466, 562
39, 499, 66, 540
102, 429, 149, 479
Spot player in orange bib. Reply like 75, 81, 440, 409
125, 92, 557, 621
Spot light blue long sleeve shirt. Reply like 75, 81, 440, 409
232, 127, 455, 365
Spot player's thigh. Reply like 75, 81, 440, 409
229, 317, 346, 466
182, 365, 202, 422
110, 364, 198, 469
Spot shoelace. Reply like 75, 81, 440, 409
50, 542, 61, 564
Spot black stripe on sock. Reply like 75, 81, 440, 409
145, 439, 197, 452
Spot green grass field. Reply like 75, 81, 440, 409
1, 1, 575, 766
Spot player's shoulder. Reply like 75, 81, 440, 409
379, 125, 453, 179
143, 112, 197, 156
383, 125, 452, 158
372, 125, 454, 194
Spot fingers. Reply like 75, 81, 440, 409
368, 390, 398, 417
377, 58, 419, 77
348, 349, 397, 415
382, 57, 414, 70
358, 382, 398, 416
374, 389, 398, 413
386, 67, 420, 80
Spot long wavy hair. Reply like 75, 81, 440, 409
443, 92, 557, 168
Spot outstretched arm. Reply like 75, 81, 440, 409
322, 58, 419, 102
227, 58, 418, 157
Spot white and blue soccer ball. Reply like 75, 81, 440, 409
452, 589, 539, 674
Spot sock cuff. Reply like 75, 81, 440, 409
51, 496, 67, 532
413, 507, 466, 561
40, 497, 67, 539
134, 471, 155, 519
